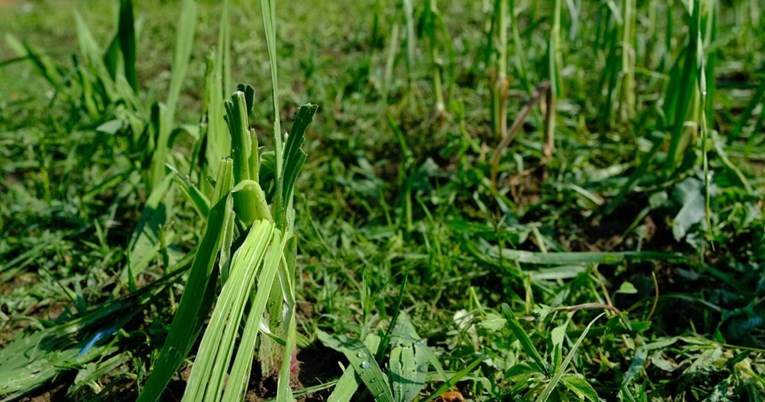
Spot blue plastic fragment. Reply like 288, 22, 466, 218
78, 327, 118, 357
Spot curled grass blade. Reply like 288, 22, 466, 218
169, 164, 211, 218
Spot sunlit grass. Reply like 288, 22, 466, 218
0, 0, 764, 400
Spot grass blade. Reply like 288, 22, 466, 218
0, 266, 189, 400
536, 313, 605, 402
389, 312, 428, 402
325, 334, 385, 402
170, 165, 211, 218
220, 226, 285, 402
480, 243, 686, 266
182, 221, 276, 401
136, 160, 233, 402
422, 354, 486, 402
165, 0, 197, 125
4, 34, 62, 87
124, 173, 174, 285
327, 368, 360, 402
117, 0, 138, 90
319, 333, 394, 402
279, 104, 317, 224
501, 304, 548, 375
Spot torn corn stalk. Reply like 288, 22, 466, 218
137, 0, 317, 398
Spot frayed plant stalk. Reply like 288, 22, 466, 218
137, 1, 317, 399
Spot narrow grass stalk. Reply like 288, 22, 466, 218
594, 5, 619, 129
510, 0, 531, 93
699, 0, 717, 244
491, 82, 550, 191
383, 22, 401, 102
548, 0, 563, 98
218, 0, 231, 97
165, 0, 196, 127
423, 0, 446, 115
663, 2, 702, 173
619, 0, 636, 121
402, 0, 417, 83
201, 0, 231, 180
490, 0, 509, 139
258, 0, 318, 383
543, 0, 562, 159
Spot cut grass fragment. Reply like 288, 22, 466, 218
184, 221, 282, 402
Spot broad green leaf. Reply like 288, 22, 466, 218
327, 368, 361, 402
389, 312, 428, 402
550, 322, 567, 371
319, 333, 394, 402
231, 179, 273, 224
649, 351, 677, 372
504, 362, 543, 385
560, 374, 598, 402
687, 347, 723, 374
324, 334, 384, 402
616, 281, 639, 295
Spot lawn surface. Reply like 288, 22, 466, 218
1, 0, 764, 401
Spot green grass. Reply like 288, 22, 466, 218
1, 0, 764, 401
